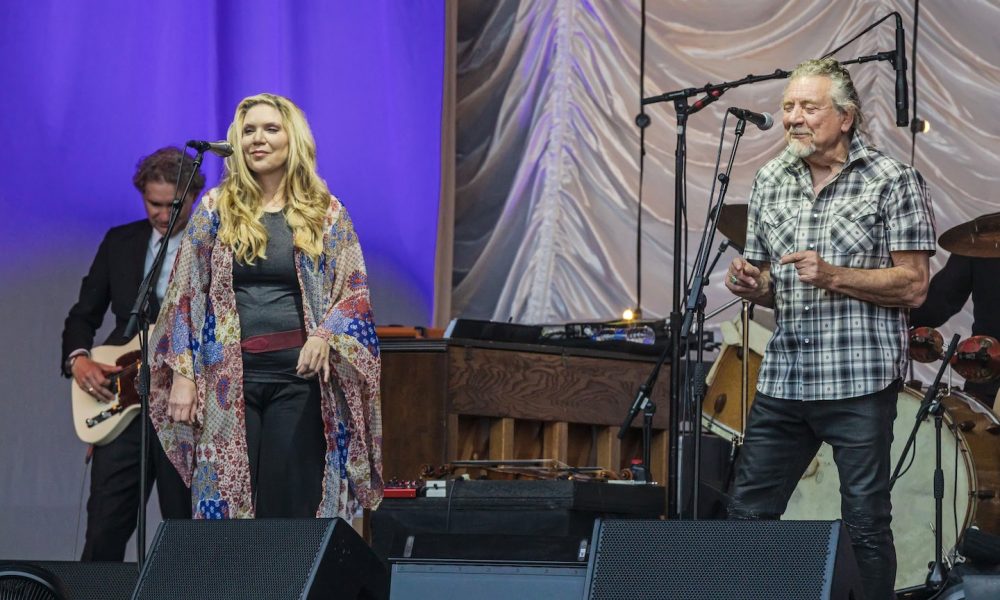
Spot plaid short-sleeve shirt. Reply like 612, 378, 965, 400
744, 134, 936, 401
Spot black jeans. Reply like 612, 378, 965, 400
244, 380, 326, 518
728, 381, 899, 600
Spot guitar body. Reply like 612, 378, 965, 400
71, 335, 144, 446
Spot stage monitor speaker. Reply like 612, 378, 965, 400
954, 575, 1000, 600
388, 532, 590, 600
390, 562, 586, 600
936, 564, 1000, 600
0, 561, 137, 600
131, 518, 387, 600
584, 519, 864, 600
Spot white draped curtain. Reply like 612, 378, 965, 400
452, 0, 1000, 356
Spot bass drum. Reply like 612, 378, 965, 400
702, 315, 771, 441
784, 386, 1000, 590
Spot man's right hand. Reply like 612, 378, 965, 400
725, 257, 774, 308
726, 257, 762, 292
71, 356, 122, 402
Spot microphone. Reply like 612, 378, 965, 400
727, 107, 774, 131
893, 14, 909, 127
186, 140, 234, 157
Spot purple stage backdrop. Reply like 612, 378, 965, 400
0, 1, 443, 559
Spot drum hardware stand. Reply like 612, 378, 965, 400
737, 299, 754, 449
719, 299, 754, 503
891, 333, 960, 593
704, 294, 742, 322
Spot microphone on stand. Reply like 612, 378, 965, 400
893, 14, 909, 127
186, 140, 234, 157
727, 107, 774, 131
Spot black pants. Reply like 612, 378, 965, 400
82, 416, 191, 561
244, 380, 326, 518
728, 382, 899, 600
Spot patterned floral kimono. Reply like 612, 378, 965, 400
148, 190, 382, 519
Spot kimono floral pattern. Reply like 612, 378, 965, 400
148, 190, 383, 519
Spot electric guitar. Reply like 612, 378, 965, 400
70, 334, 145, 446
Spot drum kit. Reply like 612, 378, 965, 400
703, 207, 1000, 590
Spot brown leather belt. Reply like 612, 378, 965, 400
240, 329, 307, 353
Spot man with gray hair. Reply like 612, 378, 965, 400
724, 58, 936, 598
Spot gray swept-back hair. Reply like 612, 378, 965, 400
787, 57, 866, 137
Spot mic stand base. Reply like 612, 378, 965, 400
639, 403, 656, 483
925, 559, 947, 591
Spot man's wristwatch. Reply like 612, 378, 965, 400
66, 350, 90, 375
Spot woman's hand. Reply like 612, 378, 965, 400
296, 336, 330, 382
167, 371, 198, 424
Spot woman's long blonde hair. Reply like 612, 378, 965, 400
216, 93, 330, 264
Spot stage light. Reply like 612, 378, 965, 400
910, 118, 930, 134
622, 308, 642, 321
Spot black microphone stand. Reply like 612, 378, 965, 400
617, 356, 658, 485
615, 115, 749, 504
122, 148, 205, 568
679, 116, 748, 518
640, 18, 904, 518
643, 70, 789, 517
890, 333, 960, 592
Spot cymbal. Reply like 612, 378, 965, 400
938, 213, 1000, 258
716, 203, 748, 251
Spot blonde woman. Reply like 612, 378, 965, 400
149, 93, 382, 519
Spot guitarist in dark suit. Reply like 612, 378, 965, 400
61, 147, 203, 561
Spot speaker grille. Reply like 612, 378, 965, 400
1, 561, 137, 600
587, 520, 840, 600
0, 564, 63, 600
133, 519, 333, 599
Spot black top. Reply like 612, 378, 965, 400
233, 211, 306, 382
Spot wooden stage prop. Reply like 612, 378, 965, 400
379, 336, 671, 486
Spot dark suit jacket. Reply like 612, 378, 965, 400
61, 219, 152, 375
909, 254, 1000, 339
